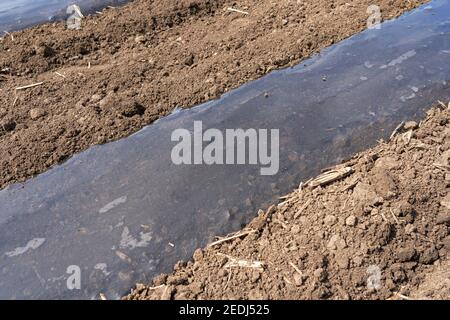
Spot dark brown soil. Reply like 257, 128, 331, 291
0, 0, 427, 189
125, 103, 450, 300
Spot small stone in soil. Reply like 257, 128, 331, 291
345, 215, 357, 226
324, 215, 337, 226
293, 273, 303, 286
90, 94, 103, 103
29, 108, 47, 120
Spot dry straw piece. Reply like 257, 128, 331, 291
208, 229, 257, 247
307, 167, 354, 188
15, 82, 44, 91
227, 7, 249, 15
217, 253, 265, 271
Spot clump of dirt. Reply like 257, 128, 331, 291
125, 103, 450, 300
0, 0, 427, 189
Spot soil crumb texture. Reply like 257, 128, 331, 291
125, 103, 450, 300
0, 0, 427, 189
